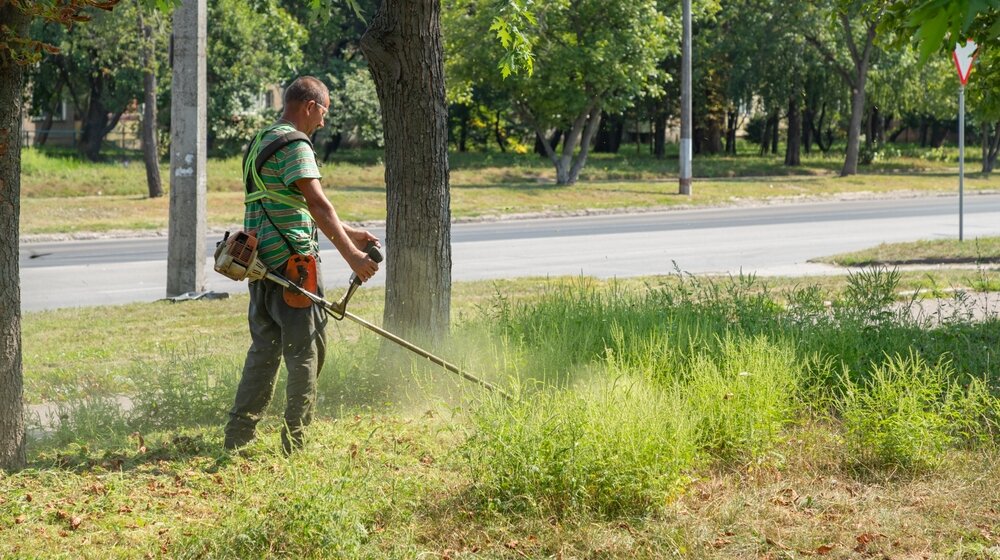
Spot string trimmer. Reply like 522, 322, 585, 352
213, 231, 511, 399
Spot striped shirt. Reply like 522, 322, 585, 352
243, 123, 322, 270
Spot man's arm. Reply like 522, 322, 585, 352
295, 177, 379, 282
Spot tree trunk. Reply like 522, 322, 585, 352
802, 108, 813, 154
361, 0, 452, 343
140, 8, 163, 198
842, 77, 867, 175
459, 114, 468, 152
919, 117, 929, 147
534, 129, 561, 157
80, 76, 109, 161
34, 86, 64, 148
930, 120, 947, 148
493, 111, 506, 152
770, 113, 779, 155
785, 95, 801, 166
654, 111, 667, 158
568, 109, 602, 184
725, 110, 737, 155
547, 99, 601, 185
982, 122, 1000, 175
594, 112, 624, 153
0, 4, 29, 472
759, 114, 770, 156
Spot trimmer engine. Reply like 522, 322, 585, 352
213, 231, 268, 282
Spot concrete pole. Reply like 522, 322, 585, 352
167, 0, 207, 296
679, 0, 692, 195
959, 85, 965, 242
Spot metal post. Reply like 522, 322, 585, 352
679, 0, 692, 195
959, 85, 965, 242
166, 0, 207, 296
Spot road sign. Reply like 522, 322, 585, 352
953, 40, 976, 241
953, 40, 977, 85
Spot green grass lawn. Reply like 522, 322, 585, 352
19, 145, 1000, 236
7, 270, 1000, 558
816, 236, 1000, 266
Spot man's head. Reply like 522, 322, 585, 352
282, 76, 330, 134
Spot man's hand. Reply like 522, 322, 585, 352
347, 228, 380, 252
347, 249, 379, 282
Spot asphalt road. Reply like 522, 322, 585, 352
19, 193, 1000, 311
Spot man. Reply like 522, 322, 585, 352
224, 76, 380, 454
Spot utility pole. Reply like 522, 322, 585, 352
167, 0, 207, 296
679, 0, 692, 195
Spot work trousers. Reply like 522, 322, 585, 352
224, 270, 327, 453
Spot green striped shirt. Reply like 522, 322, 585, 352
243, 123, 322, 270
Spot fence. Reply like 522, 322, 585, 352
20, 121, 143, 151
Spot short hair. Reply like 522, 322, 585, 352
283, 76, 329, 107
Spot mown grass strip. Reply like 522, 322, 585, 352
817, 236, 1000, 266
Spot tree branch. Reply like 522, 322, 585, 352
838, 12, 861, 66
804, 33, 854, 88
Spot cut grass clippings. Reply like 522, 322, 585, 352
817, 236, 1000, 267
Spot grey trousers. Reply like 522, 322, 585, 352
224, 272, 327, 453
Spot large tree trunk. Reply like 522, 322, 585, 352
785, 95, 801, 166
139, 8, 162, 198
362, 0, 452, 343
0, 4, 29, 472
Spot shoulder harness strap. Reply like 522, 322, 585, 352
242, 129, 315, 210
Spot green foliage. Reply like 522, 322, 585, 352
465, 377, 698, 517
327, 62, 383, 148
886, 0, 1000, 61
205, 0, 305, 156
839, 352, 998, 470
445, 0, 674, 172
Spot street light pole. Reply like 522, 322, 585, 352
679, 0, 692, 195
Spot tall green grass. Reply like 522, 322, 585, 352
23, 268, 1000, 524
460, 269, 1000, 515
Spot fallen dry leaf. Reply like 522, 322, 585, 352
70, 516, 82, 530
14, 515, 25, 524
855, 533, 886, 553
712, 538, 732, 549
816, 544, 834, 555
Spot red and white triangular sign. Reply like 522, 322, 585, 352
953, 40, 978, 85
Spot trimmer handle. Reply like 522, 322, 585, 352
350, 241, 384, 286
